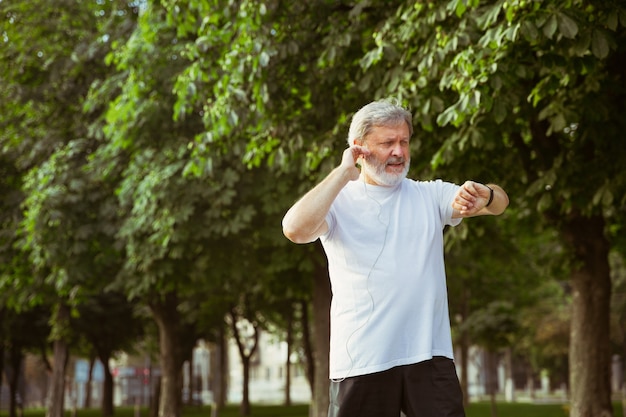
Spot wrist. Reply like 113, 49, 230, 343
335, 163, 359, 183
485, 185, 494, 207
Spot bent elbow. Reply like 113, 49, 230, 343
282, 225, 313, 245
282, 225, 299, 243
282, 219, 318, 244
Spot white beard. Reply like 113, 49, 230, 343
360, 155, 409, 187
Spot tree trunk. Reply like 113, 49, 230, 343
526, 362, 535, 400
85, 355, 95, 409
46, 341, 69, 416
459, 286, 470, 407
300, 299, 315, 393
0, 342, 4, 411
459, 331, 470, 407
100, 353, 114, 417
8, 343, 23, 417
241, 356, 251, 416
150, 293, 184, 417
46, 303, 70, 417
504, 348, 514, 402
185, 354, 192, 406
229, 309, 259, 417
310, 257, 331, 417
564, 213, 613, 417
285, 308, 293, 406
622, 382, 626, 417
487, 351, 499, 417
150, 377, 161, 417
211, 326, 228, 410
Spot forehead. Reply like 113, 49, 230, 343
368, 123, 410, 140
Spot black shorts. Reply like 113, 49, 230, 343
328, 357, 465, 417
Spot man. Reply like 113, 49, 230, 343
282, 99, 509, 417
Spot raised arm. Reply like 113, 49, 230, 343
282, 146, 368, 244
452, 181, 509, 218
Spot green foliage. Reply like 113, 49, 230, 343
72, 291, 146, 360
461, 300, 520, 350
362, 0, 626, 219
2, 304, 51, 352
171, 1, 399, 177
446, 209, 570, 366
0, 156, 32, 309
1, 0, 625, 413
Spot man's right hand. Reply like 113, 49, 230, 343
341, 145, 370, 181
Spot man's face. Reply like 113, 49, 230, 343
358, 122, 411, 187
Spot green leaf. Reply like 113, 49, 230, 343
571, 31, 590, 56
542, 14, 558, 39
549, 113, 566, 135
437, 106, 457, 127
557, 12, 578, 39
505, 6, 514, 23
606, 11, 618, 31
493, 97, 506, 124
620, 10, 626, 27
455, 0, 467, 18
591, 29, 609, 59
475, 3, 503, 29
592, 183, 607, 206
537, 192, 552, 212
359, 72, 373, 92
520, 20, 539, 41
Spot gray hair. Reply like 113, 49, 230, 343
347, 99, 413, 145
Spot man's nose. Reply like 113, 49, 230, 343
391, 142, 403, 156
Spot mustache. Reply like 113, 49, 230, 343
363, 155, 407, 165
386, 157, 406, 165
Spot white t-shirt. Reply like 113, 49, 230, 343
321, 178, 461, 380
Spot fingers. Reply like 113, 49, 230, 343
349, 144, 370, 162
453, 181, 481, 214
340, 146, 369, 181
341, 145, 370, 166
452, 199, 476, 215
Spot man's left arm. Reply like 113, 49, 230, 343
452, 181, 509, 218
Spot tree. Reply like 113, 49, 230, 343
5, 2, 624, 417
1, 2, 139, 417
610, 251, 626, 392
72, 292, 146, 416
89, 3, 286, 416
229, 303, 260, 417
445, 212, 557, 406
2, 306, 50, 417
463, 300, 519, 417
355, 2, 626, 415
170, 1, 401, 414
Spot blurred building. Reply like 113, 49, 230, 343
225, 331, 311, 404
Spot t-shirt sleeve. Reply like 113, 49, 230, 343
322, 207, 336, 240
436, 180, 462, 227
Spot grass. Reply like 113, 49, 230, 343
1, 402, 623, 417
205, 402, 625, 417
471, 401, 624, 417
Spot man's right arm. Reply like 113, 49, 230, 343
282, 146, 367, 244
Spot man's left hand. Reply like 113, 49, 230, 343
452, 181, 491, 216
